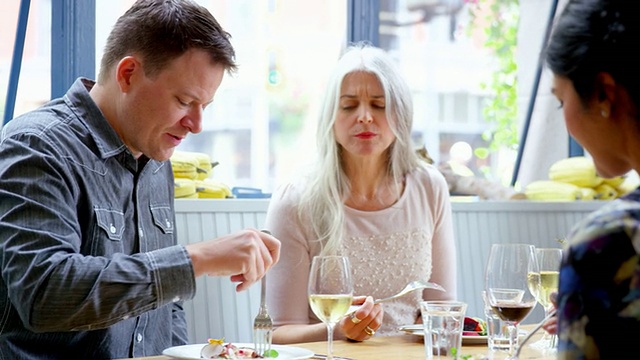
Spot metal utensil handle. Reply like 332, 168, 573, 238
260, 275, 267, 308
374, 295, 401, 304
515, 308, 557, 357
259, 229, 271, 309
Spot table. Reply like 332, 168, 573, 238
295, 333, 555, 360
128, 325, 556, 360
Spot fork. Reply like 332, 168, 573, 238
254, 230, 273, 357
514, 308, 557, 358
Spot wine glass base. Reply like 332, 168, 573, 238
528, 338, 557, 357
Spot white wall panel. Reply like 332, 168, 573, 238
450, 201, 604, 322
175, 200, 269, 343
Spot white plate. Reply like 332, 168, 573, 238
398, 324, 487, 345
462, 335, 487, 345
162, 343, 314, 359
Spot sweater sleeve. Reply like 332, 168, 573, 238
422, 165, 457, 300
264, 183, 317, 327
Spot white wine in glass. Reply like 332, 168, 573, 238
308, 256, 353, 360
485, 244, 539, 360
528, 248, 562, 351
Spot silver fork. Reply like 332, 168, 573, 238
514, 308, 557, 358
254, 230, 273, 357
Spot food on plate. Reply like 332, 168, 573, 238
200, 338, 278, 359
462, 317, 487, 336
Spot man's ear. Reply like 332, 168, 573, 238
115, 56, 141, 92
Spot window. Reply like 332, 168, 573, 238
96, 0, 347, 192
377, 0, 507, 182
5, 1, 568, 190
1, 0, 51, 122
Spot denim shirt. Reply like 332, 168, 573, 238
0, 78, 196, 359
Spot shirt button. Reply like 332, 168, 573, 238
139, 227, 144, 238
166, 219, 172, 228
137, 333, 143, 342
109, 224, 116, 233
172, 296, 180, 302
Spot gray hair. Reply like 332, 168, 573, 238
298, 43, 420, 256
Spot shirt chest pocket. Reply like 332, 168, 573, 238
150, 205, 174, 235
91, 207, 125, 255
95, 208, 125, 240
147, 204, 174, 250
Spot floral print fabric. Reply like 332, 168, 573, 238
557, 188, 640, 359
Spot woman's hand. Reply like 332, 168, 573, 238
339, 296, 383, 341
542, 292, 558, 335
542, 315, 557, 335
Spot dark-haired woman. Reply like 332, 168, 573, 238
545, 0, 640, 358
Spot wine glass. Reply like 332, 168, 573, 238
485, 244, 539, 359
528, 247, 562, 351
308, 256, 354, 360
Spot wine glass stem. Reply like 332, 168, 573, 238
545, 306, 557, 348
326, 323, 335, 360
508, 323, 518, 357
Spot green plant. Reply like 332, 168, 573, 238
466, 0, 520, 159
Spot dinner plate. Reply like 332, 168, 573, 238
162, 343, 314, 359
398, 324, 487, 345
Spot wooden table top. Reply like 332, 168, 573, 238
294, 333, 555, 360
127, 325, 556, 360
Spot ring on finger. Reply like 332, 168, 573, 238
364, 326, 375, 336
349, 313, 362, 324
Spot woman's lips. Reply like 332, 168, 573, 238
355, 132, 376, 139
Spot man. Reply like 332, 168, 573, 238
0, 1, 280, 358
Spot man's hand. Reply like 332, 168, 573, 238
186, 229, 281, 291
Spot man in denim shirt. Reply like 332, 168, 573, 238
0, 1, 280, 358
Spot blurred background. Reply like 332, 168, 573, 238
1, 0, 577, 193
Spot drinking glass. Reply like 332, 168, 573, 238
308, 256, 354, 360
485, 244, 539, 359
528, 247, 562, 351
420, 300, 467, 359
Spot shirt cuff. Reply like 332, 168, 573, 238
147, 245, 196, 305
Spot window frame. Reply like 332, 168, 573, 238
42, 0, 583, 187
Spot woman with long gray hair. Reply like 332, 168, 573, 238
265, 43, 457, 344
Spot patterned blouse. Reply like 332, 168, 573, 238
557, 188, 640, 359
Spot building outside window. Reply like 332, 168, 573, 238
2, 0, 573, 193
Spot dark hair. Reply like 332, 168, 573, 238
545, 0, 640, 107
98, 0, 237, 83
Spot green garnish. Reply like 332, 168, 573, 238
263, 349, 279, 358
450, 347, 475, 360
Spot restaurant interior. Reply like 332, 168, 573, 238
2, 0, 635, 359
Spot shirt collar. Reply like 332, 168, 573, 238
63, 77, 129, 160
63, 78, 166, 173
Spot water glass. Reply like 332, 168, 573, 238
420, 301, 467, 359
482, 291, 511, 351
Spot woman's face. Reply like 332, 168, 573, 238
552, 75, 629, 177
333, 71, 396, 165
